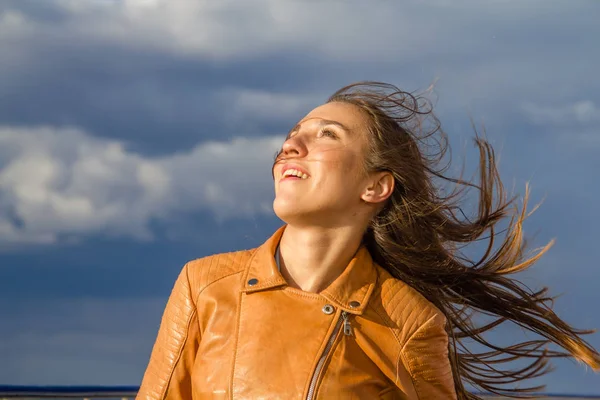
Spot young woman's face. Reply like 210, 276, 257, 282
272, 101, 374, 226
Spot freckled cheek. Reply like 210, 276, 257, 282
319, 160, 362, 188
312, 147, 354, 163
339, 153, 364, 176
310, 149, 363, 176
314, 155, 346, 172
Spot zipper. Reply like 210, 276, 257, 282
305, 311, 353, 400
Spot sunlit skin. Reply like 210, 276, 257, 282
272, 101, 394, 293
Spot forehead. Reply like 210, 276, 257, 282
300, 101, 369, 132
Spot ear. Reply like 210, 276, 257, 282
360, 171, 394, 205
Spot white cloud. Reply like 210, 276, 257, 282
520, 101, 600, 151
522, 101, 600, 125
225, 88, 320, 122
0, 125, 283, 245
1, 0, 598, 125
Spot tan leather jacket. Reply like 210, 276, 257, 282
137, 227, 457, 399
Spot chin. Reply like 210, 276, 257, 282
273, 198, 298, 222
273, 199, 338, 228
272, 198, 313, 224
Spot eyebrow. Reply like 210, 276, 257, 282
287, 119, 350, 137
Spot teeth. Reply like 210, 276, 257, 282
283, 169, 308, 179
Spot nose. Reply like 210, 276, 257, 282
281, 135, 307, 158
272, 135, 307, 179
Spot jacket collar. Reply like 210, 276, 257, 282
241, 225, 378, 315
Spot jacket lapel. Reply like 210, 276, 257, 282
241, 225, 378, 315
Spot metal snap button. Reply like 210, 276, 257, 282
247, 278, 259, 286
349, 301, 361, 308
322, 304, 335, 315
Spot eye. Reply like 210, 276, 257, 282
318, 128, 338, 139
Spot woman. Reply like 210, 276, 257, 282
137, 82, 599, 399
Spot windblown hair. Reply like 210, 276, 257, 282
328, 82, 600, 399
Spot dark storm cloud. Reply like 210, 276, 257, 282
0, 47, 317, 155
1, 0, 597, 155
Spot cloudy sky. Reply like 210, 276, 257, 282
1, 0, 599, 394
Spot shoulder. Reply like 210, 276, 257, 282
370, 264, 447, 347
182, 248, 256, 295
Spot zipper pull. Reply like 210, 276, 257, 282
342, 311, 353, 336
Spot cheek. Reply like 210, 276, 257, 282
318, 151, 365, 186
339, 150, 366, 179
314, 144, 361, 164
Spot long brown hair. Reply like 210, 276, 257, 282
328, 81, 600, 399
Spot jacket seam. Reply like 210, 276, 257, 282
284, 289, 327, 301
368, 302, 405, 390
399, 313, 437, 354
188, 250, 255, 306
398, 313, 438, 400
230, 290, 245, 396
160, 310, 196, 400
193, 267, 244, 306
230, 249, 258, 396
398, 344, 419, 399
184, 262, 195, 305
159, 265, 197, 400
367, 301, 403, 347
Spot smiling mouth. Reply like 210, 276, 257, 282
282, 168, 309, 180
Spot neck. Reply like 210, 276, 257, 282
278, 224, 365, 293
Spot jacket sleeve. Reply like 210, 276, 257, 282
137, 263, 201, 400
399, 313, 458, 399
